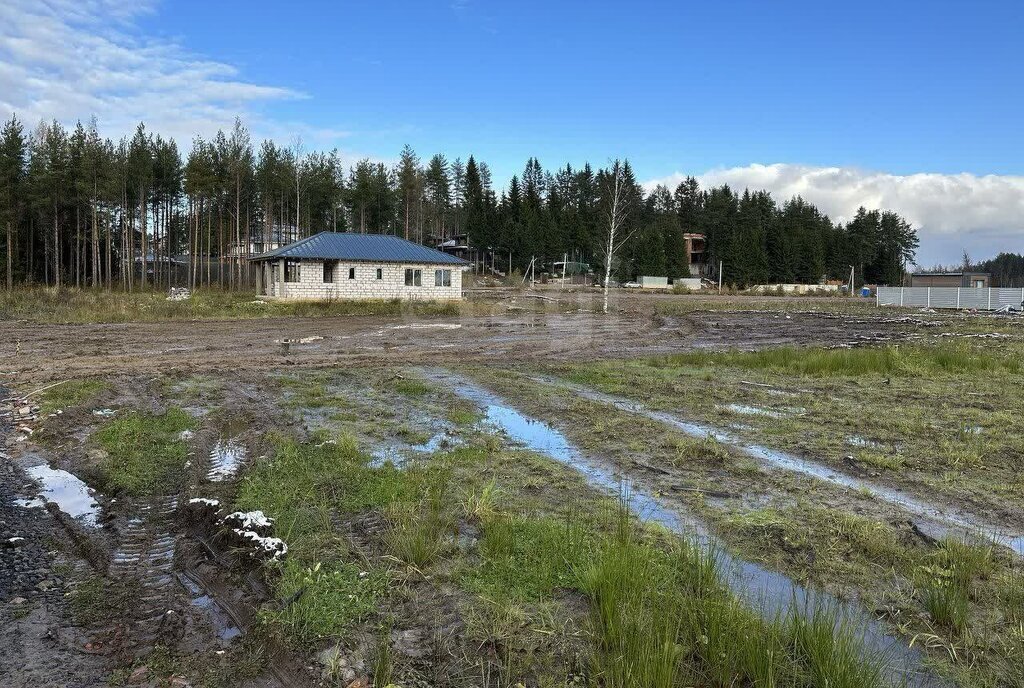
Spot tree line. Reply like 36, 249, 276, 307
0, 115, 918, 290
936, 252, 1024, 288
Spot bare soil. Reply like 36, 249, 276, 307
0, 296, 944, 687
1, 297, 923, 384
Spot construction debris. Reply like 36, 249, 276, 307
167, 287, 191, 301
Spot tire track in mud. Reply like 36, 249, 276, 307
527, 375, 1024, 557
108, 497, 181, 641
428, 369, 948, 688
0, 307, 925, 383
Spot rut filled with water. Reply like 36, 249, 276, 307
536, 376, 1024, 557
430, 371, 943, 687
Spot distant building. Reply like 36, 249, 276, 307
682, 233, 708, 276
909, 272, 990, 288
251, 232, 469, 300
228, 224, 301, 259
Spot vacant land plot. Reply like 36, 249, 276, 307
2, 293, 1021, 687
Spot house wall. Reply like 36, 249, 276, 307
910, 274, 991, 288
264, 260, 464, 300
910, 274, 962, 288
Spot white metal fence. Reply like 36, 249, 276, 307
876, 286, 1024, 310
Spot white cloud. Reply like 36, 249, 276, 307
645, 164, 1024, 266
0, 0, 302, 144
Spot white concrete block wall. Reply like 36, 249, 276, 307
265, 260, 464, 300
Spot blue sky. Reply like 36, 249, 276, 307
2, 0, 1023, 264
135, 0, 1024, 180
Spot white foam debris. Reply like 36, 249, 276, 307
92, 409, 116, 417
936, 332, 1010, 339
189, 497, 220, 507
386, 322, 462, 330
224, 510, 274, 529
234, 529, 288, 560
178, 429, 195, 441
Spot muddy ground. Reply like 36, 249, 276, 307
0, 295, 991, 687
0, 295, 928, 384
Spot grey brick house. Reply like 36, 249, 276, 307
251, 232, 469, 300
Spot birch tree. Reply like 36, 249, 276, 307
598, 159, 636, 314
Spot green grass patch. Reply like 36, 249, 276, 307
920, 577, 969, 632
389, 376, 431, 398
37, 378, 110, 414
465, 513, 588, 602
93, 408, 195, 496
649, 343, 1021, 378
384, 500, 454, 568
261, 560, 386, 647
447, 398, 483, 426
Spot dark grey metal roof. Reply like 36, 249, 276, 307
250, 232, 469, 265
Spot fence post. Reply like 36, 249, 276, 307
927, 287, 931, 308
956, 288, 960, 310
988, 289, 992, 310
899, 287, 904, 307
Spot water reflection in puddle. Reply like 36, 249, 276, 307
16, 464, 100, 525
178, 575, 242, 642
437, 373, 936, 683
847, 435, 884, 449
207, 438, 246, 481
369, 430, 459, 468
554, 381, 1024, 558
721, 403, 805, 418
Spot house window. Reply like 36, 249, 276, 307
376, 268, 383, 280
323, 260, 337, 283
973, 279, 985, 288
348, 266, 356, 280
434, 269, 452, 287
284, 260, 301, 283
404, 268, 422, 286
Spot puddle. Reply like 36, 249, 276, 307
436, 372, 937, 683
17, 464, 100, 525
720, 403, 805, 418
369, 429, 460, 468
545, 379, 1024, 558
386, 323, 462, 331
847, 435, 883, 449
207, 438, 246, 481
178, 574, 242, 642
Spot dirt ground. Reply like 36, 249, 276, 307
0, 294, 982, 687
0, 294, 925, 383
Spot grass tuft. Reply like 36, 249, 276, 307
920, 578, 970, 632
262, 560, 385, 647
37, 378, 111, 414
787, 602, 889, 688
93, 408, 195, 496
383, 501, 452, 568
